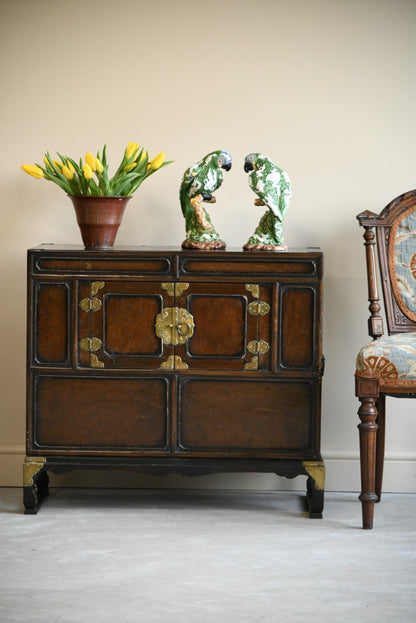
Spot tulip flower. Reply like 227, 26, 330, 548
62, 164, 75, 180
85, 152, 96, 171
149, 152, 165, 170
21, 164, 44, 179
44, 158, 63, 170
21, 144, 172, 196
126, 142, 139, 160
83, 163, 93, 179
43, 157, 53, 171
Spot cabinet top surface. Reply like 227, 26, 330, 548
29, 244, 322, 256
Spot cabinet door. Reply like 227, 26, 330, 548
30, 374, 171, 454
176, 376, 318, 457
31, 280, 71, 367
175, 282, 272, 371
77, 280, 173, 369
277, 284, 321, 372
76, 280, 272, 372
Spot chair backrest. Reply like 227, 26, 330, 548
357, 189, 416, 338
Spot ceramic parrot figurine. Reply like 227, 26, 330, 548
243, 153, 291, 251
180, 150, 232, 249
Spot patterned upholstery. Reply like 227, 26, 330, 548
390, 208, 416, 321
357, 205, 416, 389
356, 333, 416, 386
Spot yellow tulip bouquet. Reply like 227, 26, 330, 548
21, 142, 172, 196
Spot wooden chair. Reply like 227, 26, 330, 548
355, 190, 416, 529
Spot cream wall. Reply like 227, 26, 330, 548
1, 0, 415, 492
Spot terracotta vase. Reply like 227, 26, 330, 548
69, 195, 132, 249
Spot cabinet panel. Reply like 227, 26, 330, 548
187, 294, 245, 356
279, 286, 317, 370
104, 294, 162, 356
33, 282, 70, 366
32, 375, 170, 452
177, 377, 314, 454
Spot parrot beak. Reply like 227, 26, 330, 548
222, 162, 232, 171
244, 161, 254, 173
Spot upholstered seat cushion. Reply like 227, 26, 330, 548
356, 332, 416, 384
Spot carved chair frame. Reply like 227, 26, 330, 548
355, 189, 416, 529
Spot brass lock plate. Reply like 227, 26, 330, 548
155, 307, 194, 346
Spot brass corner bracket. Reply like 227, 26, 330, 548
244, 356, 258, 371
23, 456, 47, 486
161, 282, 190, 297
302, 461, 325, 491
160, 355, 189, 370
245, 283, 259, 299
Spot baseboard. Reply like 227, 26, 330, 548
0, 445, 26, 487
323, 451, 416, 493
1, 445, 415, 492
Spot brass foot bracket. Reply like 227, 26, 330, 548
23, 456, 49, 515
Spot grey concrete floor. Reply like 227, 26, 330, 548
0, 488, 415, 622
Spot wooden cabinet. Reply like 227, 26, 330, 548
24, 245, 325, 516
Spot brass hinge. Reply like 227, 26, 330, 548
79, 337, 102, 352
247, 340, 270, 355
248, 301, 270, 316
155, 307, 194, 346
79, 297, 102, 312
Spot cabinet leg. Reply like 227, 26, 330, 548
23, 457, 49, 514
303, 461, 325, 518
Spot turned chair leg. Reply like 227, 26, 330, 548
375, 394, 386, 502
357, 394, 379, 529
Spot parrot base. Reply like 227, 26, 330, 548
243, 242, 288, 252
182, 239, 226, 250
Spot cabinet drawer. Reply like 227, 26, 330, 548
179, 255, 319, 278
32, 252, 174, 276
177, 377, 317, 456
31, 375, 170, 453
